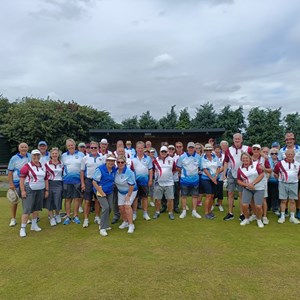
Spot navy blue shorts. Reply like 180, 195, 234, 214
201, 180, 217, 195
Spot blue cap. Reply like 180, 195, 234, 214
271, 141, 280, 147
38, 141, 47, 146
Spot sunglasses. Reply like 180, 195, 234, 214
252, 147, 260, 150
169, 148, 175, 150
117, 161, 125, 164
90, 147, 98, 149
176, 146, 182, 148
161, 150, 167, 153
270, 153, 278, 155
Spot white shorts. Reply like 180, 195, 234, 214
118, 191, 137, 206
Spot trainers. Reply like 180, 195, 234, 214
274, 210, 280, 216
9, 218, 17, 227
278, 217, 285, 224
153, 212, 160, 219
99, 229, 108, 236
27, 219, 32, 224
239, 214, 245, 221
72, 216, 81, 224
94, 216, 101, 225
31, 224, 42, 232
262, 217, 269, 225
119, 221, 129, 229
257, 219, 264, 228
169, 213, 175, 220
289, 217, 300, 224
128, 224, 135, 234
219, 205, 224, 212
240, 218, 250, 226
205, 213, 214, 220
149, 201, 155, 207
82, 219, 89, 228
223, 213, 234, 221
20, 228, 26, 237
50, 218, 57, 226
55, 215, 62, 224
133, 212, 137, 221
192, 210, 201, 219
63, 217, 71, 225
143, 212, 151, 221
78, 206, 84, 213
106, 227, 112, 231
211, 205, 214, 212
249, 215, 257, 222
179, 210, 187, 219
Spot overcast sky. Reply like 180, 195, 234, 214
1, 0, 300, 122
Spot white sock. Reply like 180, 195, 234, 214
280, 212, 285, 218
21, 223, 26, 229
32, 218, 37, 226
156, 211, 160, 214
290, 212, 295, 218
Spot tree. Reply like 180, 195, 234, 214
121, 116, 139, 129
0, 97, 118, 152
139, 111, 160, 129
284, 113, 300, 141
216, 105, 245, 142
159, 105, 177, 129
191, 102, 217, 129
0, 96, 13, 127
176, 107, 191, 129
245, 107, 284, 146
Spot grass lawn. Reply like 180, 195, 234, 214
0, 196, 299, 300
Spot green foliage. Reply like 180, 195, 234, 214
284, 113, 300, 141
159, 105, 178, 129
192, 102, 217, 129
245, 107, 284, 146
176, 107, 191, 129
0, 97, 117, 152
0, 97, 13, 127
216, 105, 245, 142
122, 116, 140, 129
139, 111, 160, 129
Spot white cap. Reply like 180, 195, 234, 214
100, 138, 108, 144
78, 142, 86, 147
168, 145, 175, 149
31, 149, 41, 155
187, 142, 195, 148
204, 143, 214, 151
252, 144, 261, 149
160, 146, 168, 152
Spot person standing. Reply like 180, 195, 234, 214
125, 140, 136, 158
177, 142, 202, 219
223, 133, 252, 221
19, 149, 49, 237
7, 143, 31, 227
93, 154, 117, 237
131, 141, 153, 221
38, 141, 50, 165
168, 144, 180, 213
61, 139, 85, 225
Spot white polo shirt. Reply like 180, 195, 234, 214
153, 155, 176, 187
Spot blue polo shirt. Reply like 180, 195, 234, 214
61, 150, 84, 184
115, 165, 137, 195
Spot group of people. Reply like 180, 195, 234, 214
7, 132, 300, 238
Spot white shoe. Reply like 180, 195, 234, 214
55, 215, 62, 224
99, 229, 108, 236
106, 227, 112, 231
9, 218, 17, 227
149, 201, 155, 207
128, 224, 135, 234
27, 219, 32, 224
20, 228, 26, 237
94, 216, 101, 225
262, 217, 269, 225
289, 217, 300, 224
143, 212, 151, 221
179, 210, 187, 219
240, 218, 250, 226
257, 219, 264, 228
219, 205, 224, 212
192, 210, 201, 219
211, 205, 214, 212
50, 218, 57, 226
133, 212, 137, 221
82, 219, 89, 228
278, 217, 285, 224
31, 224, 42, 232
249, 215, 257, 222
119, 221, 129, 229
78, 206, 84, 213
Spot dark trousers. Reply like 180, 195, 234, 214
112, 186, 120, 220
267, 181, 279, 211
